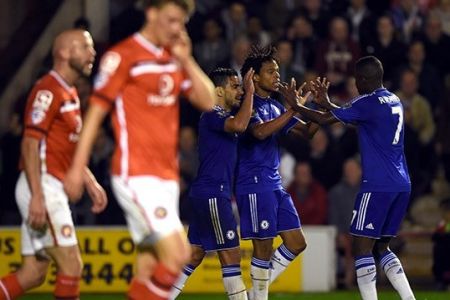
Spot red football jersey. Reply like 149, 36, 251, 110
91, 33, 192, 180
22, 70, 82, 180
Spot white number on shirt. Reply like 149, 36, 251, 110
391, 106, 403, 145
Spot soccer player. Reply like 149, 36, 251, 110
280, 56, 415, 300
170, 67, 254, 300
236, 45, 317, 300
0, 29, 106, 300
63, 1, 216, 299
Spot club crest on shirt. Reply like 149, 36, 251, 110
31, 90, 53, 124
61, 225, 73, 238
154, 207, 167, 219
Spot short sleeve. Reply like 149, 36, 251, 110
248, 102, 265, 127
331, 96, 368, 124
90, 51, 130, 110
281, 116, 301, 135
201, 111, 227, 132
24, 88, 61, 140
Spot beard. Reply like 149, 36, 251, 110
69, 58, 92, 78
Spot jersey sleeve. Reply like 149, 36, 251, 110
202, 111, 227, 132
23, 88, 62, 140
280, 116, 302, 135
248, 103, 264, 127
331, 96, 368, 124
91, 50, 130, 110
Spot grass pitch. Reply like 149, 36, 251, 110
21, 291, 449, 299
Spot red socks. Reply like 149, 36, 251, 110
128, 263, 179, 300
54, 274, 80, 300
0, 273, 24, 300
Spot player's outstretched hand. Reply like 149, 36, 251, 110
279, 79, 311, 108
310, 77, 331, 108
243, 68, 255, 95
171, 30, 192, 64
86, 179, 108, 214
63, 168, 85, 202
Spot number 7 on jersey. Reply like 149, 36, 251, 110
391, 106, 403, 145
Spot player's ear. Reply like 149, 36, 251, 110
253, 73, 259, 83
215, 86, 224, 97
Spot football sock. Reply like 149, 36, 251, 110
169, 264, 195, 299
0, 273, 24, 300
250, 257, 270, 300
54, 273, 80, 300
355, 255, 378, 300
380, 251, 415, 300
221, 264, 247, 300
269, 244, 297, 283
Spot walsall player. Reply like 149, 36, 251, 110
280, 56, 415, 300
63, 1, 216, 299
0, 30, 106, 300
236, 45, 318, 300
170, 68, 254, 300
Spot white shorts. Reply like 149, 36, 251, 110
15, 172, 77, 256
112, 175, 183, 244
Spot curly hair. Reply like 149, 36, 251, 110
240, 44, 278, 79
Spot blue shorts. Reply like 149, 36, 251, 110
350, 191, 410, 239
236, 189, 301, 239
187, 197, 239, 252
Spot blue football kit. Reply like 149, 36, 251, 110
188, 106, 240, 251
235, 94, 301, 239
331, 88, 411, 238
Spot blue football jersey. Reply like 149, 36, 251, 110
235, 94, 299, 195
331, 88, 411, 192
189, 106, 238, 198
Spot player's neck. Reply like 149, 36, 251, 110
255, 86, 271, 98
217, 97, 230, 112
52, 65, 77, 86
140, 26, 161, 47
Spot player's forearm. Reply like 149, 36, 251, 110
21, 137, 43, 196
183, 57, 216, 111
292, 104, 336, 125
251, 109, 296, 140
226, 92, 254, 133
71, 104, 108, 172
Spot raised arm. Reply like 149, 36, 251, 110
172, 30, 216, 112
224, 69, 255, 133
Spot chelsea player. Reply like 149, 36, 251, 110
236, 45, 318, 300
170, 67, 254, 300
280, 56, 415, 300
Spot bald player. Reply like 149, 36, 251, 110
0, 29, 107, 300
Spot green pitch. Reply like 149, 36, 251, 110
21, 291, 449, 299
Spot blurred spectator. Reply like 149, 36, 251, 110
266, 0, 302, 36
328, 157, 361, 289
309, 128, 343, 189
275, 39, 303, 83
432, 198, 450, 290
346, 0, 376, 46
194, 18, 229, 73
437, 83, 450, 182
396, 69, 436, 146
418, 14, 450, 78
287, 161, 328, 225
401, 40, 442, 107
223, 35, 251, 78
391, 0, 426, 43
328, 122, 359, 160
430, 0, 450, 36
179, 126, 199, 183
221, 2, 247, 43
247, 16, 271, 47
73, 16, 90, 31
364, 15, 407, 87
315, 16, 361, 95
287, 14, 317, 74
299, 0, 330, 38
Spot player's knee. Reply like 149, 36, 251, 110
287, 239, 307, 256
